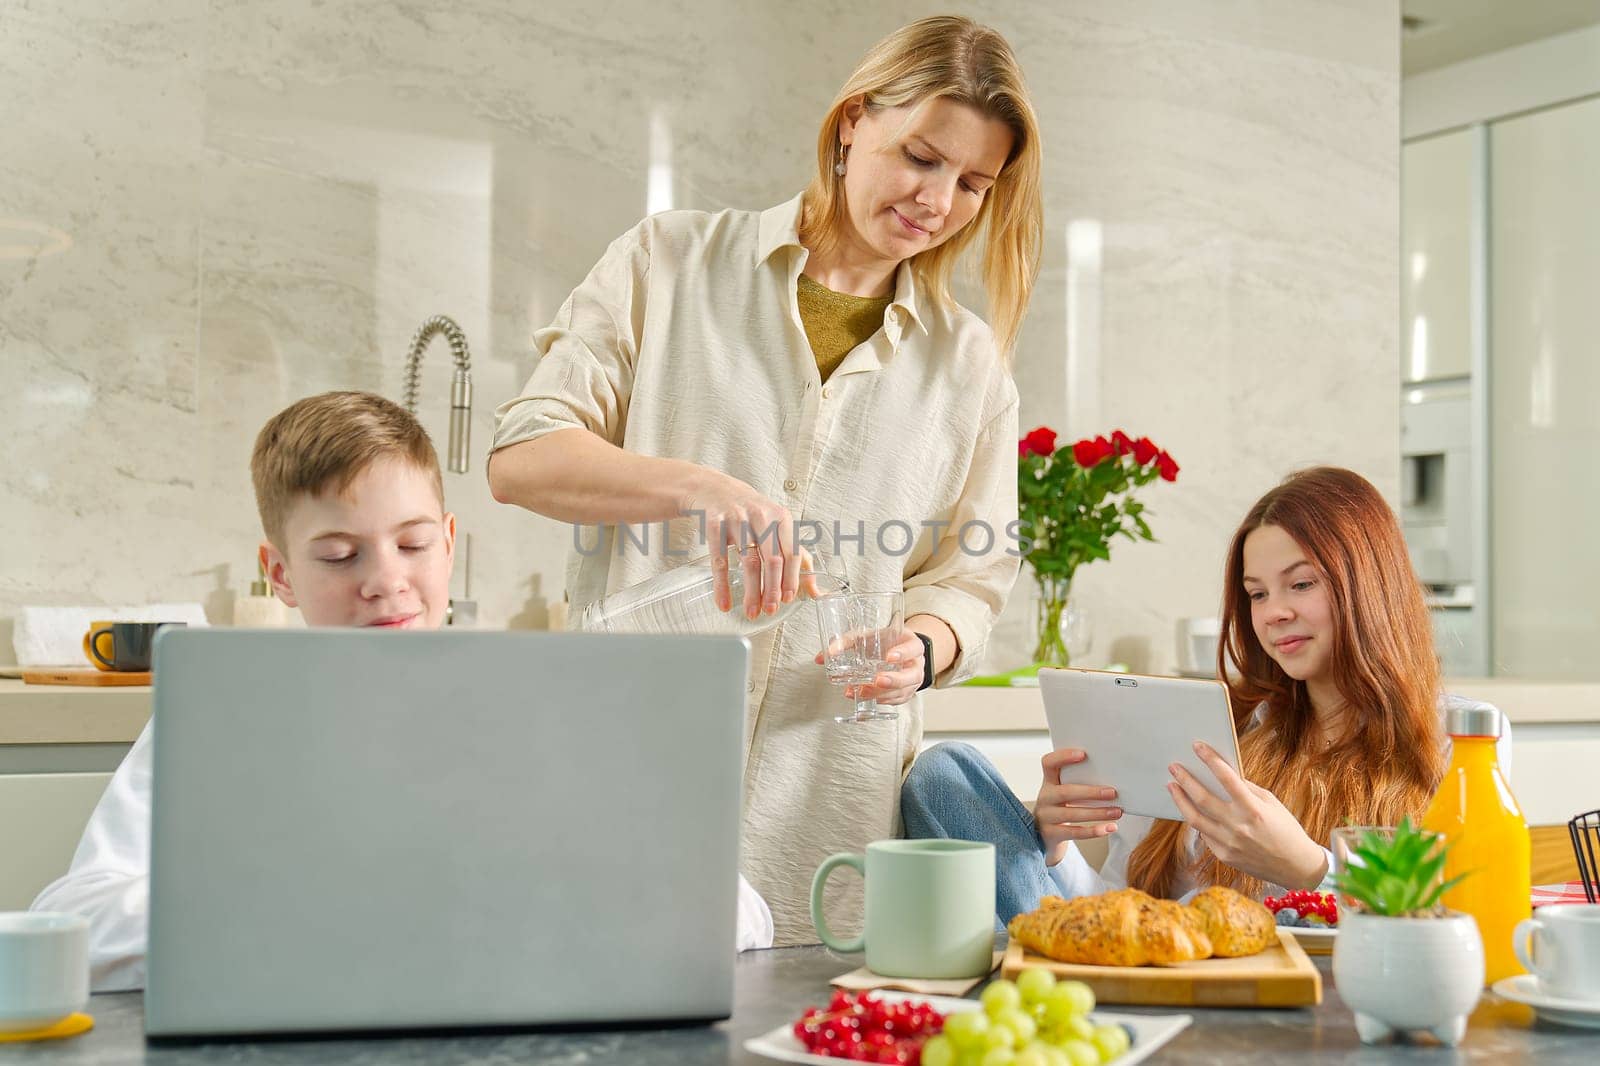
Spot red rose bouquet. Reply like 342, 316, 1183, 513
1017, 428, 1179, 666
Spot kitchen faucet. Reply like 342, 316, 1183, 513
402, 314, 473, 474
402, 314, 475, 624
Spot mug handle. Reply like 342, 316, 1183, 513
811, 852, 866, 953
83, 627, 116, 670
1513, 917, 1543, 977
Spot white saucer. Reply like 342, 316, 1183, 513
1492, 974, 1600, 1029
1288, 925, 1337, 952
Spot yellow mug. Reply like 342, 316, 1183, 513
81, 621, 118, 672
81, 621, 184, 672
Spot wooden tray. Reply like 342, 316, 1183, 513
1001, 927, 1321, 1008
22, 669, 152, 686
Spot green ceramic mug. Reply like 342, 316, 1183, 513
811, 839, 995, 979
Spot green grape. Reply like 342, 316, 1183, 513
1016, 967, 1058, 1005
983, 1026, 1017, 1051
982, 979, 1023, 1017
981, 1048, 1019, 1066
1013, 1046, 1051, 1066
1090, 1023, 1132, 1063
1040, 985, 1077, 1026
1055, 980, 1095, 1016
996, 1007, 1038, 1045
944, 1010, 992, 1050
1058, 1038, 1099, 1066
922, 1035, 958, 1066
1060, 1014, 1095, 1042
1037, 1046, 1071, 1066
958, 1050, 987, 1066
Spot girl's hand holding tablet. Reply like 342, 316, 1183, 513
1166, 741, 1329, 890
1035, 747, 1123, 867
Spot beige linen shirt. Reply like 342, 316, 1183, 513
492, 195, 1020, 944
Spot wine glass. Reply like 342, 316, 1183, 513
813, 591, 904, 725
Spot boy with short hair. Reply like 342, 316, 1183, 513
33, 391, 772, 991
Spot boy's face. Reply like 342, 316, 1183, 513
262, 458, 454, 629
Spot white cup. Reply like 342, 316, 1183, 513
1513, 903, 1600, 1001
1175, 617, 1219, 675
0, 912, 89, 1033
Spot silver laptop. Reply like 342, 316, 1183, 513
145, 628, 748, 1039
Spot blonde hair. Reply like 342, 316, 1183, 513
798, 15, 1043, 361
250, 391, 443, 548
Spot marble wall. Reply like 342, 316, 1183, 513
1, 0, 1400, 671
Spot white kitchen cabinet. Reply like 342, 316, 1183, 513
1402, 129, 1475, 383
1489, 95, 1600, 681
0, 772, 111, 910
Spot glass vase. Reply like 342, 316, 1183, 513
1032, 573, 1092, 668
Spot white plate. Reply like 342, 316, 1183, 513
1288, 925, 1337, 944
744, 989, 1192, 1065
1493, 974, 1600, 1030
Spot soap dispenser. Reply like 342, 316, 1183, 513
233, 556, 289, 627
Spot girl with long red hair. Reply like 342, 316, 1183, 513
902, 466, 1508, 919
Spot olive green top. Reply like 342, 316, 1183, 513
796, 273, 893, 383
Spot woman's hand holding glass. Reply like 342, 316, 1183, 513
813, 591, 906, 724
1166, 741, 1329, 890
812, 628, 924, 707
1035, 748, 1123, 867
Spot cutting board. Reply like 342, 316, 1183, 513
1001, 928, 1321, 1008
22, 669, 152, 686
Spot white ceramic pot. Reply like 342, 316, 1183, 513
1332, 910, 1485, 1046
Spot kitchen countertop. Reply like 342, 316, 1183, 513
0, 678, 151, 744
14, 948, 1600, 1064
921, 677, 1600, 734
4, 675, 1600, 747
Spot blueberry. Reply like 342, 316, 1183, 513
1275, 908, 1299, 925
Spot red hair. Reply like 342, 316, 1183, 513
1126, 467, 1445, 899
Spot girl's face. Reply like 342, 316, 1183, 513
1242, 524, 1335, 685
837, 96, 1013, 270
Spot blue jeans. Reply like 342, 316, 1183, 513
901, 742, 1098, 924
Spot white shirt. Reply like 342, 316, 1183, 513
31, 723, 774, 992
1044, 695, 1515, 901
492, 196, 1020, 944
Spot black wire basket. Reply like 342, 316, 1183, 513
1569, 809, 1600, 903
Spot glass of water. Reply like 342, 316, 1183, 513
813, 591, 905, 725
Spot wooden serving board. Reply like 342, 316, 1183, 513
22, 669, 152, 687
1001, 928, 1321, 1008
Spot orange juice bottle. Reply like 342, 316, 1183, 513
1422, 703, 1529, 985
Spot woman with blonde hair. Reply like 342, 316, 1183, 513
489, 16, 1043, 943
904, 467, 1510, 919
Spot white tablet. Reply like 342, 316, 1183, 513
1038, 668, 1242, 822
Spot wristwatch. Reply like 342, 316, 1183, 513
913, 632, 935, 692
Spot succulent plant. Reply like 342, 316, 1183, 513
1332, 817, 1470, 918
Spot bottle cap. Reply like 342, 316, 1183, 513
1445, 703, 1501, 738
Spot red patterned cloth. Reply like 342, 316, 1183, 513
1532, 881, 1596, 906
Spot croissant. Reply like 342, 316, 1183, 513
1007, 886, 1276, 967
1006, 888, 1211, 966
1187, 886, 1277, 957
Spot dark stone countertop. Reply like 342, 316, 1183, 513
7, 947, 1599, 1064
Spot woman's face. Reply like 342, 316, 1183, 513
1242, 524, 1335, 685
838, 96, 1014, 267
